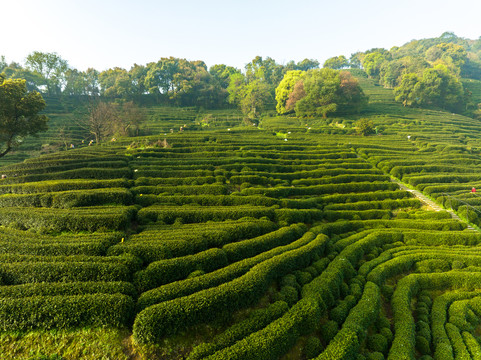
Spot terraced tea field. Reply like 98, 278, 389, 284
0, 121, 480, 360
4, 71, 481, 359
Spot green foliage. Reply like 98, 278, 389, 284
275, 70, 305, 114
0, 294, 134, 331
133, 234, 326, 342
0, 78, 48, 157
324, 56, 349, 70
356, 118, 375, 136
187, 301, 289, 360
303, 336, 324, 359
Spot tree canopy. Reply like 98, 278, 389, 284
0, 78, 48, 157
275, 69, 367, 118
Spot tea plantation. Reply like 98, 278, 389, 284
2, 77, 481, 359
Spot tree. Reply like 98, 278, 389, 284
362, 52, 387, 79
295, 59, 320, 71
79, 101, 118, 144
209, 64, 240, 88
379, 57, 428, 88
323, 56, 348, 70
349, 53, 363, 69
416, 64, 464, 112
0, 56, 6, 73
25, 51, 68, 95
285, 80, 306, 112
337, 71, 368, 114
394, 73, 421, 106
393, 65, 465, 112
116, 101, 146, 137
239, 80, 272, 121
99, 67, 133, 98
245, 56, 283, 85
356, 118, 375, 136
129, 64, 148, 96
294, 68, 340, 118
0, 78, 48, 157
275, 70, 305, 114
227, 73, 247, 105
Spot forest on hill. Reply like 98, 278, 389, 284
2, 32, 481, 116
3, 33, 481, 360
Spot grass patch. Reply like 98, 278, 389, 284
0, 327, 133, 360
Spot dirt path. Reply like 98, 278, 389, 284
390, 178, 476, 231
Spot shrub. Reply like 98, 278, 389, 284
133, 234, 326, 342
303, 336, 324, 359
0, 294, 134, 331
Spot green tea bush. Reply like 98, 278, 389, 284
133, 234, 326, 342
187, 301, 289, 360
134, 248, 229, 291
0, 293, 134, 331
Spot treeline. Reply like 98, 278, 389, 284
342, 32, 481, 114
0, 53, 318, 109
4, 32, 481, 117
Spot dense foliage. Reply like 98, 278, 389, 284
5, 32, 481, 360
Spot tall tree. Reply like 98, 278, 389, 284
25, 52, 68, 95
78, 101, 118, 144
294, 68, 340, 118
361, 52, 388, 79
99, 68, 133, 98
245, 56, 284, 85
1, 62, 45, 92
209, 64, 240, 88
393, 73, 421, 106
239, 80, 272, 121
0, 56, 6, 73
416, 64, 464, 111
0, 78, 48, 157
285, 80, 306, 112
275, 70, 305, 114
129, 64, 148, 96
295, 59, 320, 71
323, 56, 348, 70
337, 71, 368, 114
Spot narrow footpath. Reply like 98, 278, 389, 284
390, 178, 477, 231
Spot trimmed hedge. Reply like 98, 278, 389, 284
202, 297, 322, 360
0, 206, 137, 232
0, 179, 129, 194
135, 194, 278, 207
134, 248, 229, 292
0, 281, 137, 298
137, 205, 276, 224
223, 224, 307, 262
133, 233, 327, 342
0, 294, 135, 331
187, 301, 289, 360
0, 261, 131, 285
317, 282, 380, 359
108, 219, 277, 262
136, 232, 320, 310
0, 188, 133, 208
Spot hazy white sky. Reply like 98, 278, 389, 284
2, 0, 481, 72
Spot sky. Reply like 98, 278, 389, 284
2, 0, 481, 72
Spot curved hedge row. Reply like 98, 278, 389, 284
0, 188, 133, 208
134, 248, 229, 292
223, 224, 307, 262
0, 281, 137, 298
0, 293, 135, 331
0, 206, 137, 232
133, 233, 327, 342
0, 178, 130, 194
136, 232, 319, 310
0, 261, 131, 285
